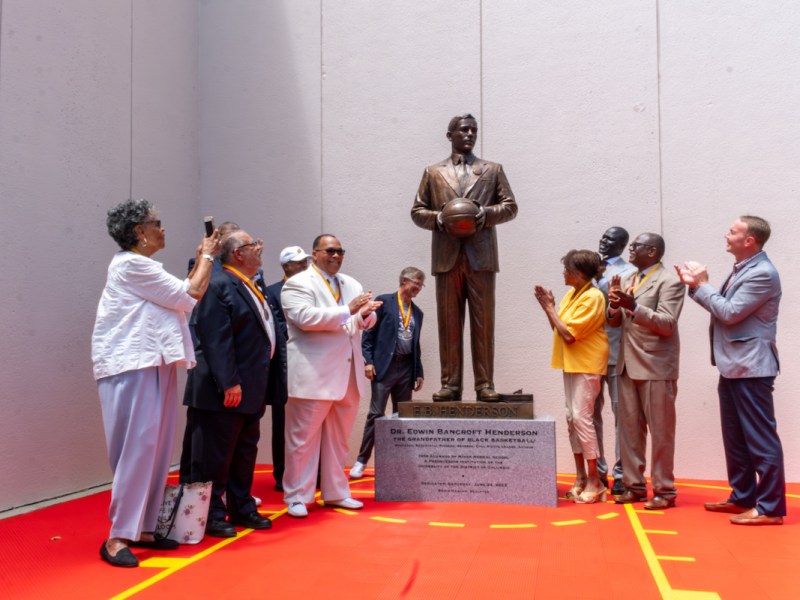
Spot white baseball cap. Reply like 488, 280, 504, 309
279, 246, 311, 265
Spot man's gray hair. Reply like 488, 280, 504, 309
399, 266, 426, 285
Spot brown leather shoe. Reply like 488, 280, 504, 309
432, 388, 461, 402
614, 490, 648, 504
644, 495, 676, 510
704, 501, 750, 514
730, 508, 783, 526
477, 388, 500, 402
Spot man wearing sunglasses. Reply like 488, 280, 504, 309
280, 234, 382, 518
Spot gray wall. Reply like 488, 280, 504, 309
1, 0, 798, 512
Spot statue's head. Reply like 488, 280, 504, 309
447, 114, 478, 154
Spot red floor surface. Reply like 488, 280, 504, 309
1, 467, 797, 599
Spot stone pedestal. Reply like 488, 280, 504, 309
374, 415, 557, 507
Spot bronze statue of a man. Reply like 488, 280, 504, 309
411, 114, 518, 402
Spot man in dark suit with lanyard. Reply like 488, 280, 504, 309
676, 215, 785, 525
263, 245, 311, 492
350, 267, 426, 479
181, 230, 275, 537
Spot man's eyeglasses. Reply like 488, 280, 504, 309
238, 239, 263, 250
317, 248, 346, 256
629, 242, 654, 250
142, 219, 162, 228
404, 278, 425, 288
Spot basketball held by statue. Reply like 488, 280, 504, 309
441, 198, 481, 238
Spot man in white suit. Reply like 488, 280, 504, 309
676, 215, 785, 525
281, 234, 382, 518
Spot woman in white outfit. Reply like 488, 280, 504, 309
92, 199, 219, 567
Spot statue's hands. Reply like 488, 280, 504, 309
475, 206, 487, 230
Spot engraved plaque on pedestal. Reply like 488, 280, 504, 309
375, 415, 557, 507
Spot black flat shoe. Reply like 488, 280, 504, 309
231, 511, 272, 530
206, 519, 237, 538
100, 541, 139, 568
129, 537, 180, 550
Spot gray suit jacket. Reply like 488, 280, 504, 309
597, 256, 637, 366
611, 265, 685, 381
691, 252, 781, 379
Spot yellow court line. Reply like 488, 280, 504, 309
331, 508, 359, 515
623, 503, 720, 599
429, 521, 465, 528
551, 519, 586, 526
644, 529, 678, 535
370, 516, 407, 524
489, 523, 537, 529
596, 513, 619, 520
110, 529, 254, 600
139, 557, 190, 568
657, 555, 696, 563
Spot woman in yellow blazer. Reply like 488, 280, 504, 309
535, 249, 609, 503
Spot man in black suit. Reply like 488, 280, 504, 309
263, 245, 311, 492
350, 267, 425, 479
181, 230, 275, 537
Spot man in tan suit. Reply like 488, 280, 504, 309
608, 233, 685, 509
411, 114, 518, 402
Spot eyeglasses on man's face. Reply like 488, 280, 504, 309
629, 242, 654, 250
238, 239, 263, 250
404, 278, 425, 288
317, 247, 346, 256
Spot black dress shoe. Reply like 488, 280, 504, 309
611, 479, 625, 496
100, 541, 139, 568
231, 511, 272, 530
206, 519, 237, 538
614, 489, 648, 504
129, 536, 180, 550
432, 388, 461, 402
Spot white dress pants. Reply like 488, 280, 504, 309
283, 364, 360, 505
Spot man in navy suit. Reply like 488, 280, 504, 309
350, 267, 426, 479
181, 230, 275, 537
263, 245, 310, 492
676, 215, 785, 525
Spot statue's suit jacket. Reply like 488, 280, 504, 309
281, 267, 376, 400
691, 252, 781, 379
411, 155, 517, 274
614, 266, 685, 381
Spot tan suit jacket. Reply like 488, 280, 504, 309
612, 265, 685, 380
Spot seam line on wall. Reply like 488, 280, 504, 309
129, 0, 134, 199
479, 0, 483, 157
656, 0, 664, 233
319, 0, 324, 231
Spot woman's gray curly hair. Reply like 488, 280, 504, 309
106, 199, 153, 250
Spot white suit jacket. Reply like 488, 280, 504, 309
281, 266, 376, 400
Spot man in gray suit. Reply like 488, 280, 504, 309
608, 233, 685, 510
595, 227, 637, 495
676, 215, 785, 525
